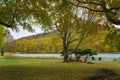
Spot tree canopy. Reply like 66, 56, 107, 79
0, 0, 120, 30
0, 0, 52, 31
65, 0, 120, 25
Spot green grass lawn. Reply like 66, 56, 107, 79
0, 58, 119, 80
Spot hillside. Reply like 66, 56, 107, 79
17, 30, 58, 40
5, 30, 120, 53
5, 30, 62, 53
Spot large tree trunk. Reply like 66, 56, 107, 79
62, 32, 69, 62
63, 44, 69, 62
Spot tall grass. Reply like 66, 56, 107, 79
0, 58, 119, 80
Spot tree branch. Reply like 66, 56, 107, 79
75, 0, 102, 6
102, 0, 120, 25
65, 0, 120, 25
65, 0, 104, 12
0, 21, 12, 28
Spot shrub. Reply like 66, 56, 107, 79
74, 48, 97, 62
89, 68, 120, 80
83, 48, 97, 56
74, 49, 83, 61
91, 50, 97, 56
83, 48, 92, 54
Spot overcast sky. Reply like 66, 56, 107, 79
9, 25, 44, 39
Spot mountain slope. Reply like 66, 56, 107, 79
17, 30, 57, 40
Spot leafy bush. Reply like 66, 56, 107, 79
73, 49, 83, 61
82, 48, 97, 56
74, 49, 83, 54
83, 48, 92, 54
91, 50, 97, 56
74, 48, 97, 62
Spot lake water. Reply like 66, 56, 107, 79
93, 54, 120, 61
13, 54, 63, 58
12, 53, 120, 61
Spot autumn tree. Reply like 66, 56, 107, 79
49, 0, 106, 62
0, 25, 6, 56
52, 0, 120, 62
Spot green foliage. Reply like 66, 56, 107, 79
74, 48, 97, 56
82, 48, 97, 55
83, 48, 92, 54
0, 25, 5, 49
0, 0, 53, 31
104, 29, 120, 52
92, 50, 97, 55
0, 0, 120, 30
74, 49, 83, 54
73, 48, 83, 61
73, 48, 97, 61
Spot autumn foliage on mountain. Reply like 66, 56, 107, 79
5, 30, 120, 54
